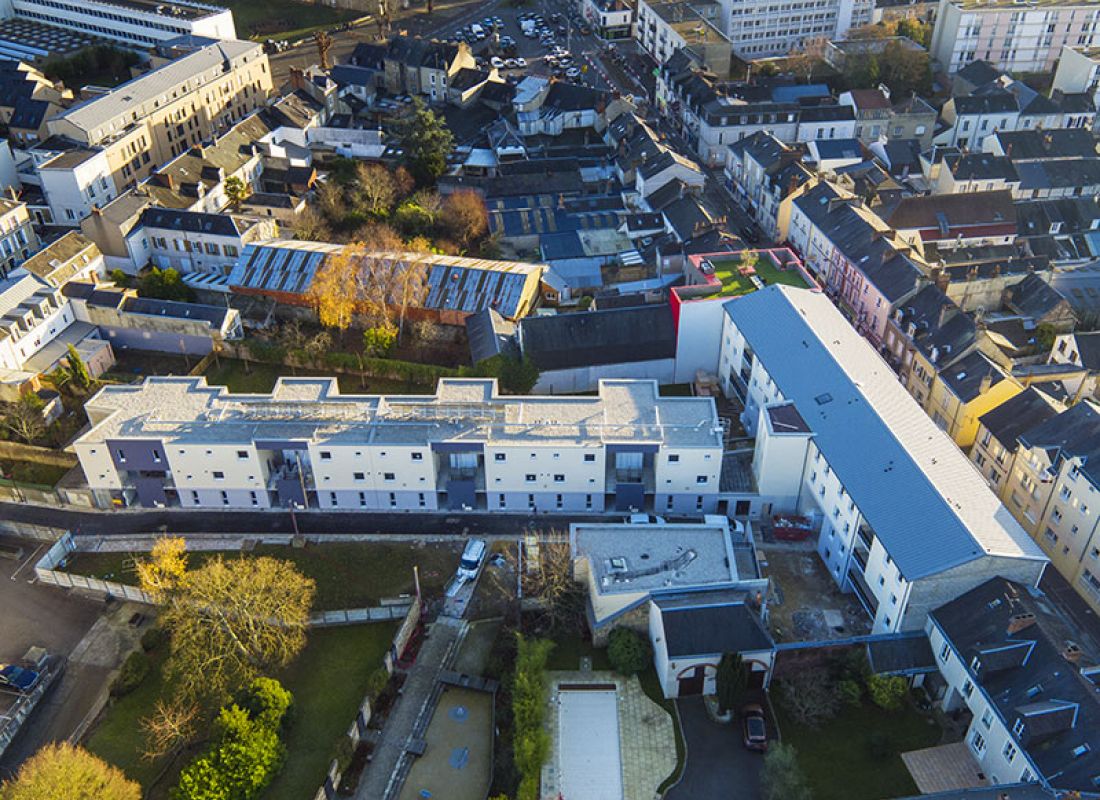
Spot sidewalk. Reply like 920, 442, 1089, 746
354, 620, 463, 800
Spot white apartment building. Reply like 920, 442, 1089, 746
135, 208, 277, 276
0, 197, 37, 278
0, 0, 236, 48
718, 286, 1048, 633
0, 273, 74, 372
36, 146, 118, 226
1052, 44, 1100, 117
931, 0, 1100, 74
723, 0, 872, 58
74, 377, 726, 512
926, 578, 1100, 794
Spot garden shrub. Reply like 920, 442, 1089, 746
110, 651, 149, 697
607, 627, 650, 676
837, 678, 862, 707
867, 674, 909, 711
140, 626, 167, 653
512, 635, 553, 800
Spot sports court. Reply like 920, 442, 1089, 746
557, 686, 624, 800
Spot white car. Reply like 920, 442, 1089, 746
504, 58, 518, 69
566, 67, 581, 79
490, 56, 504, 69
515, 57, 527, 67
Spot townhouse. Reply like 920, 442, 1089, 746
932, 153, 1019, 195
839, 88, 893, 144
983, 127, 1100, 200
44, 40, 272, 209
786, 181, 924, 347
926, 578, 1100, 793
136, 208, 277, 276
0, 196, 37, 278
878, 190, 1018, 250
1004, 402, 1100, 615
970, 386, 1063, 498
931, 0, 1100, 74
73, 377, 726, 513
923, 348, 1023, 448
718, 285, 1048, 633
724, 131, 814, 241
350, 37, 475, 103
0, 0, 236, 47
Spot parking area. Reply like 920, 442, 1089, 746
0, 537, 128, 777
666, 697, 763, 800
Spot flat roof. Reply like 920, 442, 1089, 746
724, 286, 1046, 580
78, 377, 724, 449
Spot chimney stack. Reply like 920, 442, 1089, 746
1062, 641, 1083, 664
1007, 612, 1036, 635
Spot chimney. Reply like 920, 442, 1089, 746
1062, 641, 1083, 664
1007, 612, 1037, 635
157, 172, 176, 190
979, 371, 993, 395
937, 301, 954, 329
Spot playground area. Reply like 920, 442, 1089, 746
396, 686, 493, 800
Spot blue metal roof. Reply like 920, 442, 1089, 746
724, 286, 1044, 581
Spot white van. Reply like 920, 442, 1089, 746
457, 539, 487, 579
469, 23, 485, 39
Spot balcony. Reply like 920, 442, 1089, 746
852, 544, 869, 572
847, 565, 879, 616
857, 523, 874, 551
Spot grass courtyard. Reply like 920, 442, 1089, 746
64, 541, 461, 610
217, 0, 362, 40
707, 256, 811, 298
775, 700, 943, 800
86, 624, 397, 800
0, 460, 72, 489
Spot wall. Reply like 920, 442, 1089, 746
673, 295, 727, 383
533, 358, 674, 394
0, 440, 77, 469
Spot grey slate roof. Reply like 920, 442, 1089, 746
518, 304, 676, 371
938, 350, 1008, 403
866, 634, 936, 675
465, 308, 517, 363
1017, 401, 1100, 488
976, 386, 1061, 450
994, 128, 1098, 161
724, 286, 1044, 580
1003, 272, 1069, 320
654, 592, 773, 658
930, 578, 1100, 792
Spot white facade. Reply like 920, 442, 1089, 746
38, 149, 117, 227
0, 273, 75, 371
1052, 45, 1100, 117
722, 0, 872, 58
1, 0, 236, 48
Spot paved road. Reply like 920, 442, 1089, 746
666, 697, 763, 800
0, 501, 608, 537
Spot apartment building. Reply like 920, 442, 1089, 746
1052, 44, 1100, 116
45, 40, 272, 205
74, 377, 726, 513
1002, 402, 1100, 614
0, 197, 37, 278
718, 285, 1047, 633
930, 0, 1100, 74
922, 349, 1023, 448
583, 0, 634, 39
0, 0, 235, 47
926, 578, 1100, 793
136, 208, 276, 276
635, 0, 731, 74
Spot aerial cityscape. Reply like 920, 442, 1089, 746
0, 0, 1098, 796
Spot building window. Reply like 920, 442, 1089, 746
669, 454, 680, 462
526, 474, 536, 482
585, 494, 593, 509
971, 732, 986, 754
696, 475, 707, 484
389, 492, 397, 508
191, 490, 200, 504
221, 491, 229, 505
981, 708, 993, 729
411, 452, 423, 461
666, 496, 674, 510
320, 451, 332, 460
354, 472, 365, 481
1003, 742, 1017, 762
418, 492, 425, 507
237, 450, 248, 459
556, 494, 563, 508
584, 453, 596, 462
495, 453, 506, 461
696, 495, 703, 510
963, 679, 974, 698
1013, 718, 1025, 737
213, 471, 225, 480
330, 492, 338, 507
359, 492, 367, 507
528, 494, 535, 509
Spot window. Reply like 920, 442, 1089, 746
696, 475, 708, 484
585, 494, 593, 509
526, 474, 536, 482
330, 492, 338, 507
1003, 742, 1017, 762
237, 450, 248, 459
499, 494, 506, 508
383, 472, 395, 481
495, 453, 506, 461
1013, 718, 1025, 737
971, 731, 986, 754
191, 490, 200, 504
696, 495, 703, 510
669, 454, 680, 463
221, 491, 229, 505
389, 492, 397, 508
556, 494, 563, 509
553, 474, 565, 482
212, 471, 225, 480
354, 472, 365, 481
584, 453, 596, 462
418, 492, 426, 507
981, 708, 993, 729
411, 452, 423, 461
320, 451, 332, 460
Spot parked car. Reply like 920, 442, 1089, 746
457, 539, 487, 580
491, 56, 505, 69
0, 664, 40, 693
504, 58, 518, 69
565, 66, 581, 79
515, 56, 527, 67
741, 704, 768, 752
771, 514, 815, 541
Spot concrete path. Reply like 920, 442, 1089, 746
355, 620, 463, 800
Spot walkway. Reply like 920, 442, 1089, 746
666, 697, 762, 800
354, 619, 463, 800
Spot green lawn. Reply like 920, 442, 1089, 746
776, 701, 943, 800
216, 0, 361, 40
267, 623, 397, 800
0, 460, 71, 488
545, 634, 612, 672
202, 358, 433, 396
708, 257, 811, 297
64, 542, 461, 610
86, 624, 396, 799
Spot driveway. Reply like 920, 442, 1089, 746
666, 697, 763, 800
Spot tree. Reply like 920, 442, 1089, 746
1, 393, 45, 444
136, 547, 315, 704
138, 267, 194, 303
0, 743, 140, 800
607, 627, 650, 675
306, 244, 363, 331
354, 162, 398, 217
516, 538, 585, 632
779, 669, 840, 728
867, 673, 908, 710
302, 331, 333, 363
512, 635, 554, 800
363, 325, 397, 357
141, 699, 199, 761
441, 190, 489, 248
224, 176, 251, 211
761, 743, 812, 800
314, 180, 345, 222
497, 355, 540, 395
294, 205, 331, 241
394, 98, 455, 185
64, 343, 92, 391
715, 653, 748, 714
134, 536, 188, 599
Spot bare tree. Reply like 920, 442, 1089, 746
354, 162, 398, 217
302, 331, 333, 363
779, 669, 840, 728
1, 393, 46, 444
140, 699, 199, 761
518, 537, 586, 633
294, 205, 331, 241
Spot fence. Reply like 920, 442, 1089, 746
313, 598, 422, 800
0, 440, 78, 468
310, 606, 410, 627
0, 659, 64, 760
34, 533, 155, 604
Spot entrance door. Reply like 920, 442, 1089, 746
677, 665, 706, 696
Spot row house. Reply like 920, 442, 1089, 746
717, 285, 1047, 633
876, 189, 1018, 250
938, 87, 1096, 151
349, 37, 476, 104
970, 386, 1063, 499
724, 131, 815, 241
73, 377, 725, 513
926, 578, 1100, 794
785, 181, 924, 347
